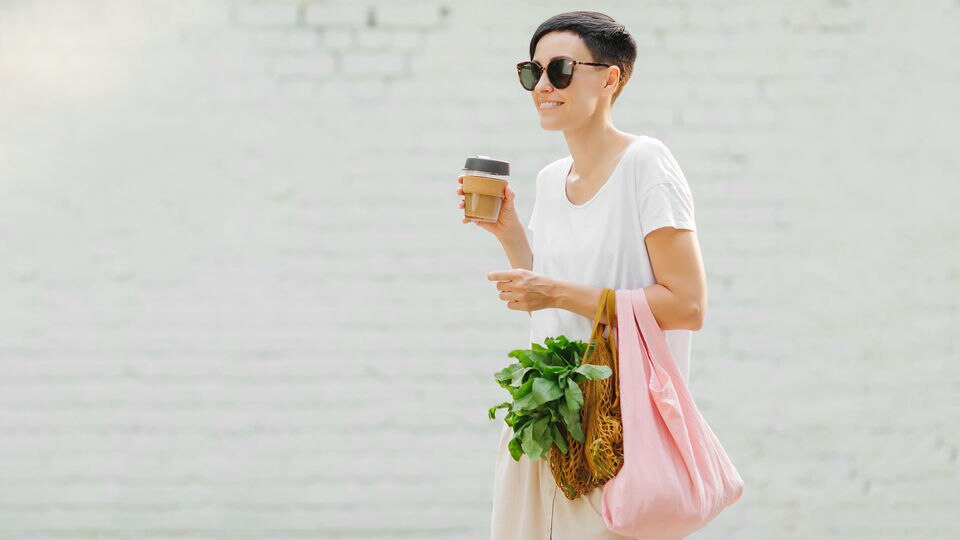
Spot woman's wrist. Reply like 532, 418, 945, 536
496, 220, 533, 271
551, 280, 613, 326
549, 279, 569, 310
495, 217, 524, 242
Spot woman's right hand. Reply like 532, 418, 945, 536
458, 174, 521, 238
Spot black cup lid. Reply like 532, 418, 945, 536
463, 155, 509, 176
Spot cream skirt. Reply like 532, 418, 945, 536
489, 421, 683, 540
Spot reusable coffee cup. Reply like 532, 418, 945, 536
462, 155, 510, 223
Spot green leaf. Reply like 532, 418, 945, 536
538, 364, 568, 380
511, 393, 535, 412
573, 363, 612, 380
513, 378, 562, 413
488, 401, 511, 419
507, 348, 534, 367
512, 413, 533, 432
550, 422, 568, 454
564, 378, 584, 413
496, 363, 534, 387
490, 335, 600, 460
494, 363, 514, 383
494, 369, 518, 391
530, 377, 563, 405
520, 422, 543, 459
508, 436, 523, 461
531, 417, 552, 460
529, 350, 551, 368
512, 378, 534, 400
558, 401, 584, 443
532, 416, 549, 439
530, 354, 546, 374
546, 351, 567, 367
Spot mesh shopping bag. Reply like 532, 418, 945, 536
549, 287, 623, 500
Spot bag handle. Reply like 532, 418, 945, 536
628, 288, 685, 391
581, 288, 618, 369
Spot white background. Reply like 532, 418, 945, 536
0, 1, 957, 538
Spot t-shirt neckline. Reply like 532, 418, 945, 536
561, 136, 643, 209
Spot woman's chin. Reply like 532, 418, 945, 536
538, 118, 565, 131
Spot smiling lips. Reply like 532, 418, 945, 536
539, 100, 564, 111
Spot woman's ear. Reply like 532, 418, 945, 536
603, 66, 621, 93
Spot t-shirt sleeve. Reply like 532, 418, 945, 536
634, 141, 697, 237
527, 196, 538, 233
637, 181, 697, 237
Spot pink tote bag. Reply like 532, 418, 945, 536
600, 288, 744, 539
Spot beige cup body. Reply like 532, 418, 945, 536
462, 174, 508, 223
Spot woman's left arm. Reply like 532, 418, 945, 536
552, 227, 707, 330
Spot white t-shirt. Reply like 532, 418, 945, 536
527, 135, 698, 383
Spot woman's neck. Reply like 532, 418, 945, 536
563, 123, 636, 180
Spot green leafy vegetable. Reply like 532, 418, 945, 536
489, 335, 612, 461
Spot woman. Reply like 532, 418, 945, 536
457, 11, 706, 540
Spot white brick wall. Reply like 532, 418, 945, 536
0, 0, 957, 538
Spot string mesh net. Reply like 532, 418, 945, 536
550, 288, 624, 500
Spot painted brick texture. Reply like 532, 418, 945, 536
0, 1, 957, 538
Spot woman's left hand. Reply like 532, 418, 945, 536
487, 269, 560, 312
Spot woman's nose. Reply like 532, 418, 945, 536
534, 70, 553, 92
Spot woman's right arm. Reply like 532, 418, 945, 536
457, 175, 535, 317
496, 224, 533, 271
496, 222, 534, 318
458, 175, 533, 271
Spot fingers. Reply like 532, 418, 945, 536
457, 176, 465, 220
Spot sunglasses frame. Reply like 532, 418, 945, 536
516, 56, 612, 91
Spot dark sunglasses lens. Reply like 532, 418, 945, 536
518, 63, 540, 90
547, 59, 573, 88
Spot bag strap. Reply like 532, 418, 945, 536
606, 289, 618, 365
629, 288, 684, 391
582, 288, 618, 367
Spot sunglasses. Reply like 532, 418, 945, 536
516, 57, 612, 91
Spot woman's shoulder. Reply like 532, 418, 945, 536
627, 134, 673, 162
625, 135, 691, 192
533, 155, 573, 194
537, 155, 572, 178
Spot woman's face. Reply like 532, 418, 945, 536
529, 31, 619, 131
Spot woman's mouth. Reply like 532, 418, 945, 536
539, 101, 564, 111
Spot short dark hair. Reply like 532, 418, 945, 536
528, 11, 637, 105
